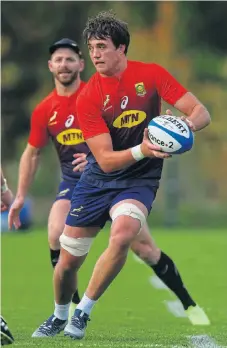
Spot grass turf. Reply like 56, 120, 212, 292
1, 228, 227, 347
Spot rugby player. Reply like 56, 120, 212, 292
8, 38, 88, 312
30, 11, 211, 339
8, 38, 207, 330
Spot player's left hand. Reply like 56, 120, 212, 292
8, 196, 24, 230
72, 153, 88, 172
180, 116, 196, 132
166, 108, 196, 132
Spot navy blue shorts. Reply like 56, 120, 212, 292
55, 181, 78, 201
66, 180, 157, 229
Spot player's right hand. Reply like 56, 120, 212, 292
1, 189, 14, 212
141, 129, 171, 159
72, 153, 88, 172
8, 196, 24, 230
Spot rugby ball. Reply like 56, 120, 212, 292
148, 115, 194, 154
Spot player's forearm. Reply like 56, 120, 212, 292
16, 148, 40, 199
0, 168, 9, 193
1, 169, 5, 186
187, 104, 211, 131
98, 148, 137, 173
31, 154, 40, 178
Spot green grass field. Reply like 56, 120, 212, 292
2, 228, 227, 347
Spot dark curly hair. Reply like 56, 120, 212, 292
83, 10, 130, 54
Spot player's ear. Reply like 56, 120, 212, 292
79, 59, 85, 73
118, 45, 126, 54
48, 60, 53, 73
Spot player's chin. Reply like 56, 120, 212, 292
95, 64, 108, 73
58, 76, 74, 85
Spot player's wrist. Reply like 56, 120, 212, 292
15, 192, 25, 201
1, 178, 9, 194
130, 144, 145, 161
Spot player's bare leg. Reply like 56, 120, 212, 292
32, 225, 99, 338
64, 199, 148, 339
48, 200, 71, 266
86, 200, 147, 299
54, 224, 99, 306
48, 199, 81, 317
131, 223, 210, 325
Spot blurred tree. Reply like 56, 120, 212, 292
179, 2, 227, 53
1, 1, 89, 160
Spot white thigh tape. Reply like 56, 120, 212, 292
59, 233, 94, 256
111, 203, 146, 227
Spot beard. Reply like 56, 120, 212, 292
55, 70, 79, 86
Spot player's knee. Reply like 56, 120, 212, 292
110, 203, 146, 248
59, 233, 94, 257
110, 221, 139, 250
110, 231, 132, 251
111, 203, 146, 229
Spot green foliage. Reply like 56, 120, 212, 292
178, 2, 227, 53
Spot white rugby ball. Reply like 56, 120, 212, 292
148, 115, 194, 154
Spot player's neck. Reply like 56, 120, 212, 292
55, 77, 81, 97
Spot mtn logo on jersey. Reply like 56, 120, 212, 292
135, 82, 146, 97
57, 128, 85, 145
113, 110, 146, 128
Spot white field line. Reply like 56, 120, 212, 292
86, 345, 183, 348
14, 344, 181, 348
188, 335, 222, 348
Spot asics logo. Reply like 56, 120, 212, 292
65, 115, 74, 128
121, 96, 129, 110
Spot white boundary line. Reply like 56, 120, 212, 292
188, 335, 221, 348
13, 344, 179, 348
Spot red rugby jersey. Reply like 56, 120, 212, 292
76, 61, 188, 188
28, 81, 89, 182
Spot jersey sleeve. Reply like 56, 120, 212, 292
76, 87, 109, 140
28, 105, 49, 148
151, 64, 188, 105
